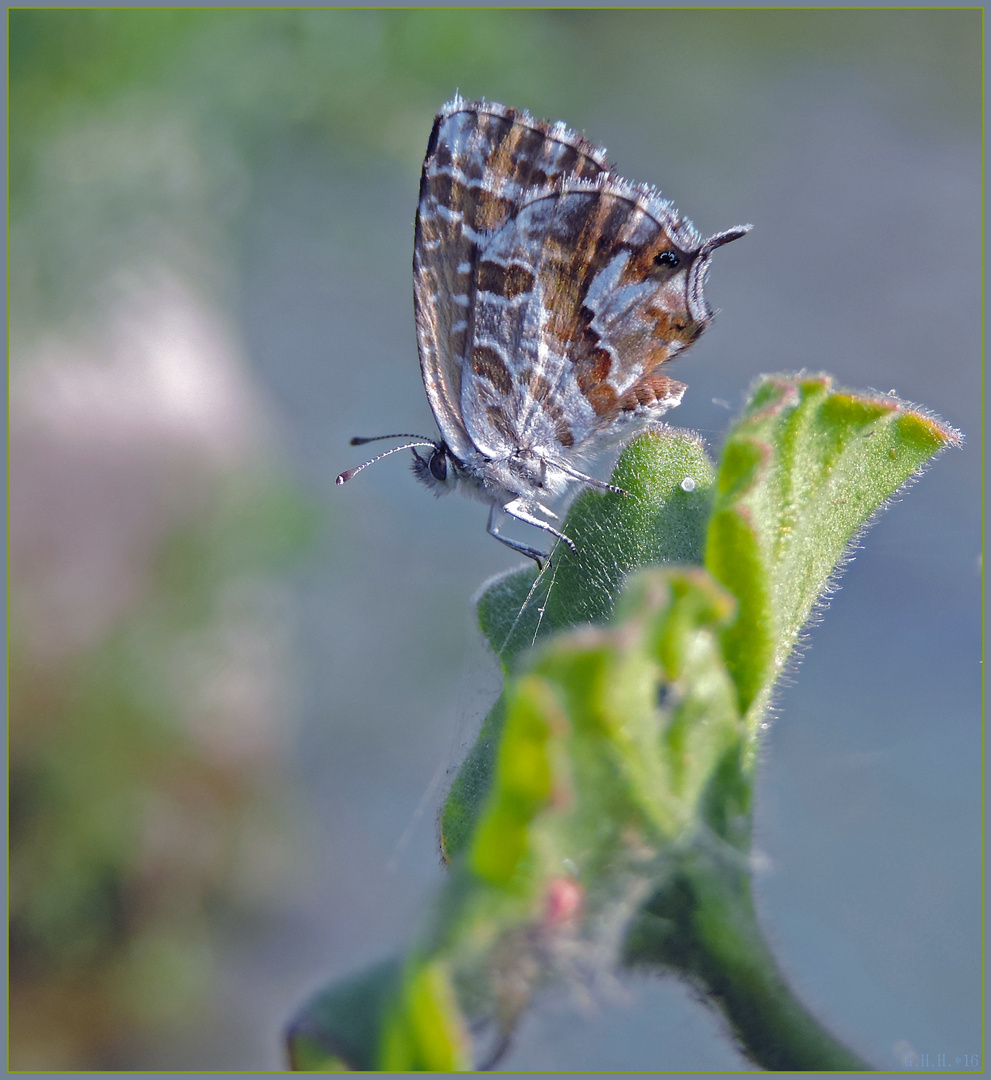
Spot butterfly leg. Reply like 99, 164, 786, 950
555, 461, 628, 497
485, 502, 549, 566
492, 499, 578, 567
503, 499, 578, 555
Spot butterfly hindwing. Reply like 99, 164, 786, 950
460, 178, 713, 461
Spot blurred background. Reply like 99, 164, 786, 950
8, 9, 981, 1071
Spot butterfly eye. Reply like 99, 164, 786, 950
429, 448, 448, 482
653, 251, 680, 270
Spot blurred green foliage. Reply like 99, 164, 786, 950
9, 8, 979, 337
10, 8, 978, 152
10, 473, 318, 1067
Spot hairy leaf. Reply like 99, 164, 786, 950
706, 374, 961, 723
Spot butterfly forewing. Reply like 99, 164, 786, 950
414, 98, 611, 460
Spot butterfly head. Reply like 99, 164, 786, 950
411, 440, 462, 494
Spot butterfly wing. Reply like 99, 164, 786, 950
413, 98, 610, 461
460, 176, 733, 462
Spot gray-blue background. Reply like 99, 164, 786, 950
10, 9, 981, 1070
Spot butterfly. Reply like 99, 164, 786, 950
337, 96, 750, 566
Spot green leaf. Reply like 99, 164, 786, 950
705, 373, 961, 723
378, 960, 473, 1071
442, 430, 716, 862
288, 376, 959, 1071
475, 567, 744, 865
398, 568, 745, 1066
286, 958, 402, 1071
289, 566, 746, 1071
478, 428, 716, 668
287, 956, 472, 1072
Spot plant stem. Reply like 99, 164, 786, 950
626, 850, 872, 1071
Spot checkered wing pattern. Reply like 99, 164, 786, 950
460, 178, 714, 462
414, 98, 610, 461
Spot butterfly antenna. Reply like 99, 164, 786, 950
336, 440, 438, 485
350, 433, 435, 446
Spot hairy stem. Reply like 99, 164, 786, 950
627, 850, 870, 1071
